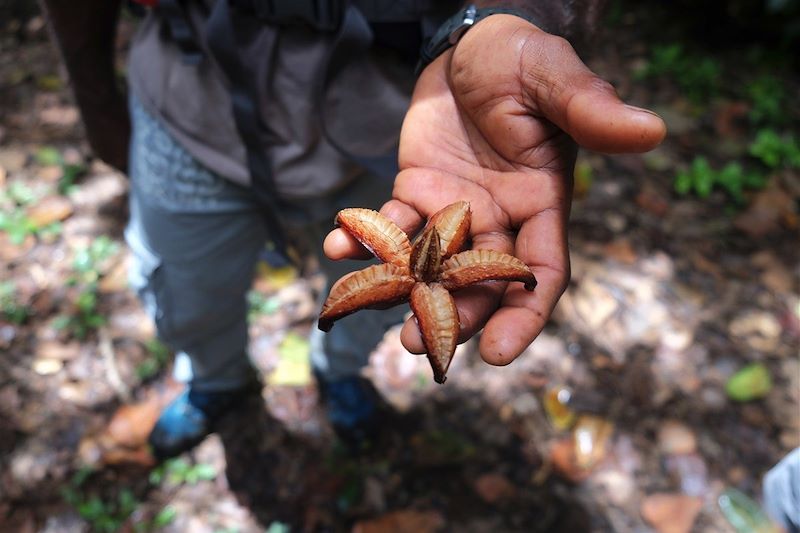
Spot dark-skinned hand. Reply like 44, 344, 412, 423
325, 15, 666, 366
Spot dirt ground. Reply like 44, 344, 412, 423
1, 3, 798, 532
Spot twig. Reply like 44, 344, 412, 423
99, 325, 131, 401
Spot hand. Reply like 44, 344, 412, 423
325, 15, 666, 366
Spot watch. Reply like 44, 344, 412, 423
418, 4, 542, 73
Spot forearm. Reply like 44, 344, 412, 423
39, 0, 130, 172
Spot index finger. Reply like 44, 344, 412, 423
478, 205, 570, 365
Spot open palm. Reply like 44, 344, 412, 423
326, 15, 666, 366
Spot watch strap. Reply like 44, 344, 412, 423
418, 4, 543, 73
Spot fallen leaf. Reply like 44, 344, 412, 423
657, 420, 697, 455
472, 473, 517, 504
543, 386, 576, 430
734, 180, 797, 238
39, 105, 79, 129
713, 100, 749, 138
550, 437, 591, 483
36, 340, 80, 361
725, 363, 772, 402
636, 184, 670, 217
25, 195, 73, 228
106, 396, 162, 449
352, 510, 445, 533
77, 382, 180, 467
603, 239, 638, 264
641, 493, 703, 533
254, 262, 297, 291
32, 358, 63, 375
268, 332, 311, 387
718, 488, 782, 533
573, 415, 614, 469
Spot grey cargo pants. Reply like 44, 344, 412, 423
125, 96, 406, 391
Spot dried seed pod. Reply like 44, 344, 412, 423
440, 249, 537, 291
427, 200, 471, 258
336, 208, 411, 267
410, 282, 459, 384
318, 263, 415, 332
410, 225, 442, 282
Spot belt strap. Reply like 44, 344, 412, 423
159, 0, 204, 64
206, 0, 298, 267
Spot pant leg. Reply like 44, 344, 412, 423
763, 447, 800, 533
126, 96, 266, 392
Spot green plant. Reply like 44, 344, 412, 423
55, 237, 120, 338
62, 468, 177, 532
0, 209, 37, 244
638, 43, 722, 104
0, 281, 31, 324
0, 180, 63, 244
745, 75, 786, 126
62, 470, 139, 533
148, 458, 217, 486
674, 157, 766, 203
35, 145, 87, 195
136, 338, 171, 380
749, 129, 800, 169
6, 181, 39, 205
247, 290, 280, 320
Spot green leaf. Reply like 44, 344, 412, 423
7, 181, 38, 206
59, 163, 86, 195
117, 489, 138, 515
35, 146, 63, 166
266, 522, 291, 533
191, 463, 217, 481
718, 488, 781, 533
153, 505, 178, 527
725, 363, 772, 402
269, 332, 311, 386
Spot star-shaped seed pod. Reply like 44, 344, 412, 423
318, 201, 537, 383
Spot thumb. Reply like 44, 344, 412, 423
520, 32, 666, 153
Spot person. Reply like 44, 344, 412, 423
763, 447, 800, 533
41, 0, 666, 459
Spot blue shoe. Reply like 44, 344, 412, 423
316, 374, 382, 449
148, 385, 258, 460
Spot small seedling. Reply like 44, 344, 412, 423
149, 458, 217, 486
638, 43, 721, 105
0, 281, 31, 324
0, 180, 65, 244
136, 338, 171, 380
749, 129, 800, 169
62, 470, 140, 533
56, 237, 120, 338
674, 156, 766, 204
35, 145, 88, 195
745, 75, 786, 126
247, 290, 281, 320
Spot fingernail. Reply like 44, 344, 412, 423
625, 104, 663, 119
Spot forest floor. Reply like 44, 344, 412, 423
1, 4, 798, 533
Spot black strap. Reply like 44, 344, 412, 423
418, 5, 544, 73
206, 0, 297, 267
159, 0, 204, 65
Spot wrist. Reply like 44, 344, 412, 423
418, 4, 546, 73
